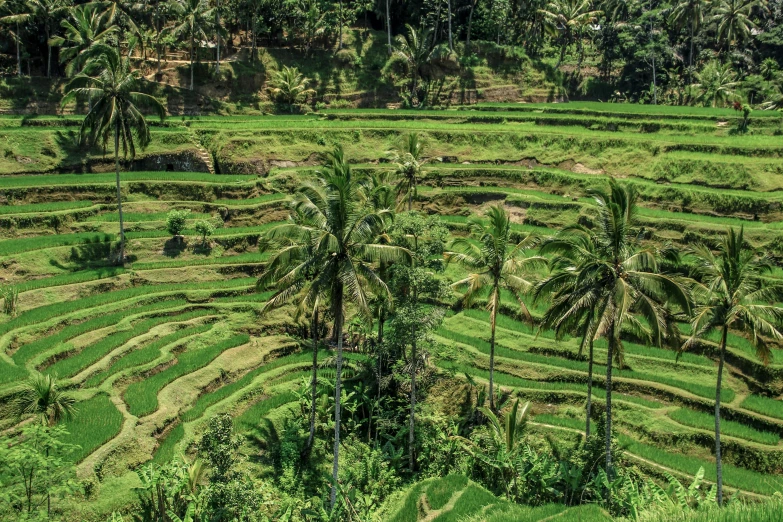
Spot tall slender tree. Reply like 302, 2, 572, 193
50, 5, 116, 77
539, 0, 602, 68
26, 0, 71, 78
393, 24, 436, 105
535, 180, 690, 497
711, 0, 761, 52
257, 146, 409, 508
63, 45, 165, 264
445, 205, 542, 411
669, 0, 707, 88
171, 0, 214, 91
683, 227, 783, 506
386, 133, 431, 211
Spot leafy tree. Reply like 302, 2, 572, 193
534, 180, 689, 498
669, 0, 708, 87
386, 133, 432, 211
63, 45, 165, 264
0, 424, 79, 518
50, 5, 116, 77
711, 0, 761, 52
194, 219, 216, 245
393, 24, 437, 106
13, 374, 76, 426
683, 227, 783, 505
0, 0, 32, 76
268, 65, 315, 111
259, 146, 408, 508
445, 205, 542, 411
171, 0, 214, 91
539, 0, 602, 68
692, 61, 739, 107
167, 209, 190, 237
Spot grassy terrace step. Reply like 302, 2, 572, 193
534, 415, 783, 496
84, 211, 213, 223
85, 322, 217, 387
131, 252, 265, 271
44, 309, 218, 379
124, 333, 251, 417
0, 200, 95, 214
0, 172, 257, 189
61, 393, 123, 463
740, 395, 783, 421
668, 408, 780, 446
16, 267, 126, 293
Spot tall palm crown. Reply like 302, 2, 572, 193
171, 0, 214, 91
669, 0, 708, 85
268, 65, 315, 110
711, 0, 760, 51
386, 133, 430, 211
536, 180, 689, 488
692, 61, 738, 107
393, 24, 436, 104
684, 227, 783, 505
51, 5, 116, 77
14, 374, 77, 426
63, 45, 164, 263
445, 205, 542, 410
539, 0, 602, 67
259, 146, 409, 508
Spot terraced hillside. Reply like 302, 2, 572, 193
1, 103, 783, 520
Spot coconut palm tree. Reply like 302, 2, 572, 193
268, 65, 315, 111
683, 227, 783, 505
669, 0, 708, 88
50, 5, 116, 77
0, 0, 31, 76
24, 0, 71, 78
259, 146, 409, 508
445, 205, 542, 411
539, 0, 602, 68
692, 61, 738, 107
386, 133, 431, 211
62, 45, 165, 264
171, 0, 214, 91
711, 0, 760, 52
393, 24, 436, 105
13, 374, 76, 426
535, 180, 690, 494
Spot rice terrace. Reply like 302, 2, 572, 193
3, 2, 783, 521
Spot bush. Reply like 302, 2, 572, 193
166, 209, 190, 237
195, 219, 216, 244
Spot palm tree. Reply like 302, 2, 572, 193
692, 61, 738, 107
683, 227, 783, 506
386, 133, 431, 211
539, 0, 602, 68
268, 65, 316, 111
669, 0, 708, 88
50, 5, 116, 77
259, 146, 408, 508
711, 0, 760, 52
0, 0, 31, 76
62, 45, 165, 264
393, 24, 436, 106
13, 374, 76, 426
24, 0, 71, 78
535, 180, 690, 491
445, 205, 542, 411
87, 0, 140, 50
171, 0, 213, 91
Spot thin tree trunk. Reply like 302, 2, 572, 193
605, 325, 614, 488
190, 34, 195, 90
466, 0, 476, 53
715, 324, 727, 506
305, 309, 319, 455
338, 0, 343, 49
447, 0, 453, 51
408, 183, 412, 211
688, 20, 694, 90
330, 284, 344, 509
409, 336, 417, 470
252, 16, 257, 63
386, 0, 392, 54
433, 0, 441, 47
114, 122, 125, 264
47, 28, 52, 78
216, 0, 221, 74
586, 338, 593, 438
489, 295, 497, 411
16, 23, 22, 76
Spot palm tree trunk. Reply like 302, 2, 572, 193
306, 309, 319, 454
489, 299, 497, 411
330, 283, 344, 509
47, 28, 52, 79
190, 35, 195, 90
586, 338, 593, 438
16, 23, 22, 77
407, 185, 412, 211
114, 121, 125, 264
605, 326, 614, 487
378, 307, 384, 346
447, 0, 453, 51
466, 0, 476, 54
408, 336, 417, 470
216, 0, 221, 74
715, 324, 727, 506
688, 20, 694, 90
252, 15, 257, 64
386, 0, 392, 54
338, 0, 343, 49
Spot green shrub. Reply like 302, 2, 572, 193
166, 209, 190, 237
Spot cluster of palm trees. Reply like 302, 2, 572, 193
259, 135, 783, 509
